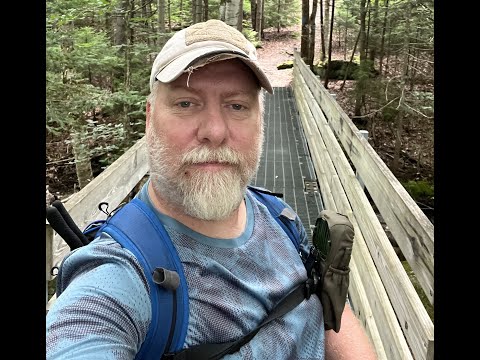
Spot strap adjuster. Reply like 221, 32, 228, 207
304, 267, 320, 299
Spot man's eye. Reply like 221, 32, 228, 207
178, 101, 191, 108
231, 104, 243, 110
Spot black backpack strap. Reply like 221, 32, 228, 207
163, 281, 308, 360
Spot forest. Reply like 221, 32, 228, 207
46, 0, 434, 218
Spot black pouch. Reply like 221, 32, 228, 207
312, 210, 354, 332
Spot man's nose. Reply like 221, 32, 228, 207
196, 105, 228, 146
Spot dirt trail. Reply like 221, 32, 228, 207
256, 27, 299, 87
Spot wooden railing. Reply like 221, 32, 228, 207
292, 51, 434, 360
46, 55, 434, 359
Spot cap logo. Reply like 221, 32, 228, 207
185, 20, 249, 54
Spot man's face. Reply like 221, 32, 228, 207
146, 58, 264, 220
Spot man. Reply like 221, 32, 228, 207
46, 19, 376, 359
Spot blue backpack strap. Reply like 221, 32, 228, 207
247, 186, 301, 250
99, 198, 189, 360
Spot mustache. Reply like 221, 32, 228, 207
181, 146, 242, 166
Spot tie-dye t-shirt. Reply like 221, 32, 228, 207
46, 183, 325, 359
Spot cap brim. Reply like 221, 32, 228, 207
155, 47, 273, 94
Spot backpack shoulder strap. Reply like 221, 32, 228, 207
247, 185, 301, 250
100, 198, 189, 360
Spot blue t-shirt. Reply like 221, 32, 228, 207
46, 182, 325, 359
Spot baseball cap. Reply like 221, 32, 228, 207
149, 19, 273, 94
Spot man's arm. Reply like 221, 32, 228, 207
46, 235, 151, 359
325, 303, 377, 360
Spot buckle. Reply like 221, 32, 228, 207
304, 267, 320, 300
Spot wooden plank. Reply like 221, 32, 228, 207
294, 52, 434, 306
51, 136, 149, 272
293, 71, 413, 360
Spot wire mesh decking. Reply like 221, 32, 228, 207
252, 87, 323, 240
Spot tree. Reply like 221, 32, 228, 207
114, 0, 130, 50
307, 0, 318, 67
323, 0, 331, 57
158, 0, 166, 32
318, 0, 326, 61
353, 0, 368, 118
323, 0, 335, 88
255, 0, 264, 41
300, 0, 309, 59
193, 0, 203, 23
224, 0, 244, 31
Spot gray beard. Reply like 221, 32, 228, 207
146, 131, 262, 221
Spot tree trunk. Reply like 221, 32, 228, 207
141, 0, 151, 46
255, 0, 264, 41
167, 0, 171, 31
307, 0, 318, 67
179, 0, 183, 27
392, 0, 412, 174
72, 128, 93, 190
225, 0, 243, 31
318, 0, 326, 62
324, 0, 330, 56
354, 0, 367, 117
220, 0, 226, 21
378, 0, 389, 75
409, 28, 419, 91
203, 0, 208, 21
105, 0, 113, 44
323, 0, 335, 88
300, 0, 309, 60
158, 0, 165, 32
368, 0, 380, 64
251, 0, 257, 31
193, 0, 202, 23
114, 0, 129, 51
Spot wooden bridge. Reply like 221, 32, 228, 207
46, 52, 434, 360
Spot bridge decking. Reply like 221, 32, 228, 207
252, 86, 323, 239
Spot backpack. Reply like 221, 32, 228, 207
47, 185, 353, 359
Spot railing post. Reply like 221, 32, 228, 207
356, 130, 369, 190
